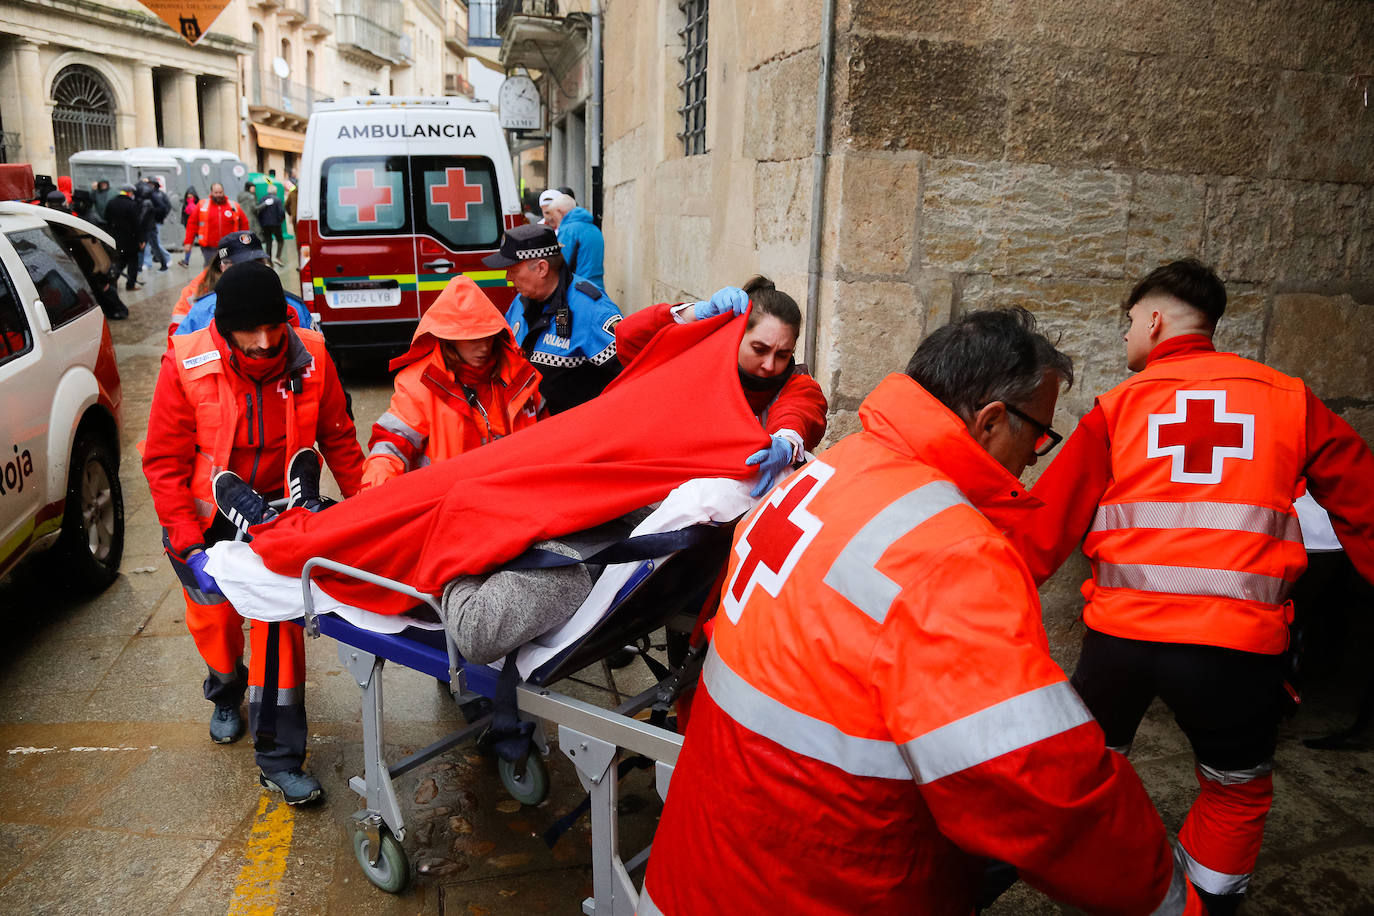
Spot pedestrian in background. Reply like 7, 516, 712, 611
139, 178, 172, 272
179, 187, 200, 266
547, 193, 604, 289
237, 180, 262, 236
256, 187, 286, 267
184, 182, 249, 267
103, 183, 144, 291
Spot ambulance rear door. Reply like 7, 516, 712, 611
315, 149, 420, 351
405, 108, 518, 317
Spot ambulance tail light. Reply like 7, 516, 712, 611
299, 244, 313, 302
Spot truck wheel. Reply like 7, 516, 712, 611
55, 432, 124, 591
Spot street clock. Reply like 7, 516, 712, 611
498, 75, 541, 131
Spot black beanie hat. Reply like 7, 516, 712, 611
213, 261, 289, 334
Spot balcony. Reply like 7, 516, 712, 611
445, 4, 468, 54
336, 0, 404, 66
279, 0, 306, 22
445, 72, 474, 97
249, 70, 326, 131
303, 0, 334, 39
497, 0, 567, 69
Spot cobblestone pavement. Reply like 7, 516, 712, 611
0, 250, 1371, 914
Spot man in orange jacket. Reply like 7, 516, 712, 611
183, 182, 249, 268
143, 261, 365, 805
643, 308, 1203, 916
1009, 259, 1374, 914
362, 275, 545, 488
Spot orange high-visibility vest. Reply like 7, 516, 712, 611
644, 374, 1193, 916
1084, 351, 1309, 654
170, 326, 329, 523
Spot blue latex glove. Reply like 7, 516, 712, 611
186, 550, 220, 595
692, 286, 749, 321
745, 435, 795, 498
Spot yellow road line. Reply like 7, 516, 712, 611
226, 794, 295, 916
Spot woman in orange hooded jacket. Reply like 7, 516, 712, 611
362, 276, 545, 488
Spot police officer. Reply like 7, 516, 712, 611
484, 224, 622, 414
1011, 259, 1374, 914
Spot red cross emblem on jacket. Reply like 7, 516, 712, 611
428, 168, 485, 221
723, 462, 832, 623
338, 168, 394, 223
1147, 389, 1255, 484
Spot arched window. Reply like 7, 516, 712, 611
51, 65, 116, 176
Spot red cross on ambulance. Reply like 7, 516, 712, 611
429, 168, 485, 221
338, 168, 394, 223
722, 462, 833, 624
1146, 389, 1255, 484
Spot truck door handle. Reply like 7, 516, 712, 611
423, 259, 454, 272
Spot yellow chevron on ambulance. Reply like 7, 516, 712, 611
296, 97, 522, 355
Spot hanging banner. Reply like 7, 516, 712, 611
139, 1, 232, 45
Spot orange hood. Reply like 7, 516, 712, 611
390, 276, 512, 372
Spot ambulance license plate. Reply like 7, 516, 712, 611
326, 286, 402, 309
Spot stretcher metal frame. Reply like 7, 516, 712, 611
297, 526, 730, 914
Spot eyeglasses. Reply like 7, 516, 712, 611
1002, 403, 1063, 456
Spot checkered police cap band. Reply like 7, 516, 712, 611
518, 245, 561, 260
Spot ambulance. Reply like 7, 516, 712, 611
295, 97, 522, 355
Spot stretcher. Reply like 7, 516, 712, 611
289, 496, 742, 913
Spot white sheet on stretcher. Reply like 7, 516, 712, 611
205, 478, 754, 679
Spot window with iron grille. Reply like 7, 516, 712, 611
677, 0, 708, 156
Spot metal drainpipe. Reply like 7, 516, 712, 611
589, 0, 603, 215
803, 0, 837, 369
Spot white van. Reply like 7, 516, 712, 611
296, 97, 522, 356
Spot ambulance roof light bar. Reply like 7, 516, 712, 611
312, 96, 497, 113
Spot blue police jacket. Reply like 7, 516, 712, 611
556, 207, 604, 290
176, 289, 313, 336
503, 273, 622, 414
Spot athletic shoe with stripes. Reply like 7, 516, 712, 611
286, 448, 322, 509
212, 470, 277, 534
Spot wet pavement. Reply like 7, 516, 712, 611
1, 248, 1372, 914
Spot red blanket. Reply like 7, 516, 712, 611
251, 312, 769, 614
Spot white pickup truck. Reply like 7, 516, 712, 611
0, 201, 124, 590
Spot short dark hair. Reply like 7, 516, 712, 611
905, 307, 1073, 422
741, 275, 801, 335
244, 180, 256, 192
1126, 258, 1226, 326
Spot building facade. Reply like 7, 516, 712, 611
0, 0, 247, 178
0, 0, 483, 182
602, 0, 1374, 445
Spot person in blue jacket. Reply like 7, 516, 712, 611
177, 232, 312, 336
485, 224, 622, 415
547, 193, 604, 290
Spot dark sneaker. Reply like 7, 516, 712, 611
286, 448, 322, 509
259, 767, 324, 805
212, 470, 277, 534
210, 704, 244, 744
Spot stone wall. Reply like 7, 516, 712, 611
603, 0, 1374, 640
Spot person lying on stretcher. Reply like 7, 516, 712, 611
208, 296, 821, 623
206, 470, 747, 667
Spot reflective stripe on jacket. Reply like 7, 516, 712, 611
643, 373, 1197, 916
1085, 350, 1309, 654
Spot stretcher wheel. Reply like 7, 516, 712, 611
352, 825, 408, 893
498, 753, 549, 806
